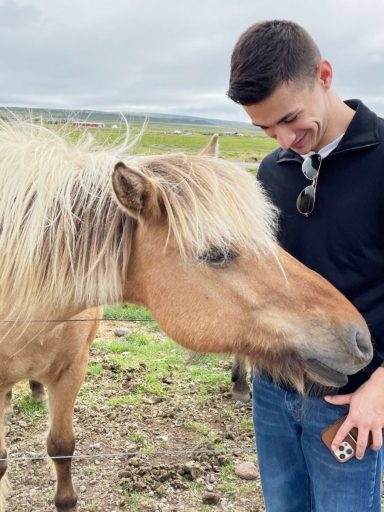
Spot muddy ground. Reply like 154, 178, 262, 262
4, 321, 266, 512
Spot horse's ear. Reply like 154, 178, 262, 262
199, 134, 219, 157
112, 161, 161, 221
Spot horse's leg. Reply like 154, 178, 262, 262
231, 356, 251, 402
29, 380, 47, 403
0, 392, 10, 509
46, 311, 100, 512
4, 389, 13, 421
45, 359, 88, 512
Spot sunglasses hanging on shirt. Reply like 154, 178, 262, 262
296, 153, 322, 216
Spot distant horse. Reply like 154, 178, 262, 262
230, 355, 251, 402
0, 121, 372, 511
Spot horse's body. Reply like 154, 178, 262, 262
0, 308, 101, 510
0, 121, 373, 510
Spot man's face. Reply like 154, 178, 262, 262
243, 80, 330, 154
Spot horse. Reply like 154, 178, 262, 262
231, 355, 252, 402
0, 120, 373, 511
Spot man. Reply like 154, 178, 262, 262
228, 20, 384, 512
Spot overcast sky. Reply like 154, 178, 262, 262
1, 0, 383, 122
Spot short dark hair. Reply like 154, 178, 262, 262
228, 20, 321, 105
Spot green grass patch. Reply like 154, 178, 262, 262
107, 395, 143, 407
129, 371, 169, 396
87, 362, 103, 376
103, 304, 154, 322
122, 491, 150, 509
217, 462, 238, 494
128, 432, 147, 445
241, 419, 254, 432
93, 335, 184, 365
103, 303, 159, 332
14, 396, 47, 420
129, 131, 277, 162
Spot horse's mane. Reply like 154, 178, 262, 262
0, 120, 278, 320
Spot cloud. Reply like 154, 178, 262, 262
0, 0, 40, 28
0, 0, 383, 120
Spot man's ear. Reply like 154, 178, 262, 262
317, 59, 333, 89
112, 161, 161, 220
199, 134, 219, 157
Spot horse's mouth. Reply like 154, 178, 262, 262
306, 359, 348, 387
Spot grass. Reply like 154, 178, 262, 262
14, 396, 47, 420
128, 433, 147, 445
122, 491, 149, 509
85, 307, 232, 411
103, 304, 159, 332
241, 418, 254, 432
217, 463, 238, 494
107, 395, 143, 407
103, 304, 153, 322
130, 131, 277, 162
79, 305, 257, 509
64, 122, 277, 162
87, 362, 103, 376
10, 381, 48, 421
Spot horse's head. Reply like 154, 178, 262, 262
111, 143, 372, 393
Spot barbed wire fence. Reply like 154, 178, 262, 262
4, 315, 255, 466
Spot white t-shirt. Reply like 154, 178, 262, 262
303, 133, 344, 160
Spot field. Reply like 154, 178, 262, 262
94, 127, 277, 163
41, 113, 277, 165
7, 306, 265, 511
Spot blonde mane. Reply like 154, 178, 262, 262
0, 120, 278, 320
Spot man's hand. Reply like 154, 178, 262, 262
324, 367, 384, 459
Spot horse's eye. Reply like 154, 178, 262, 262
199, 247, 237, 266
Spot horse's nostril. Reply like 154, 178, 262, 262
355, 330, 373, 359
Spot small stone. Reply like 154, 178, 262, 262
202, 492, 220, 505
79, 485, 87, 493
74, 404, 87, 412
157, 435, 168, 442
90, 443, 101, 450
208, 473, 216, 483
234, 461, 258, 480
114, 327, 129, 337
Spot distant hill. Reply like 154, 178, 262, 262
0, 106, 252, 130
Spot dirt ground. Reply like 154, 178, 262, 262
4, 322, 266, 512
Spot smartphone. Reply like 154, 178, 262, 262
321, 415, 358, 463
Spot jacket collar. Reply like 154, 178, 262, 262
276, 99, 380, 164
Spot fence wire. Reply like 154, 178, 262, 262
0, 445, 255, 464
1, 316, 253, 468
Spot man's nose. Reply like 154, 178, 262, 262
269, 126, 296, 149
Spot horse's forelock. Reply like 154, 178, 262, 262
134, 154, 278, 259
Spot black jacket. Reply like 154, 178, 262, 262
258, 99, 384, 394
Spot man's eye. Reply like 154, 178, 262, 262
283, 115, 298, 124
198, 247, 238, 266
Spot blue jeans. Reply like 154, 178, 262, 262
252, 374, 382, 512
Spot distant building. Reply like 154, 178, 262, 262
47, 118, 105, 127
69, 121, 105, 128
221, 131, 243, 137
